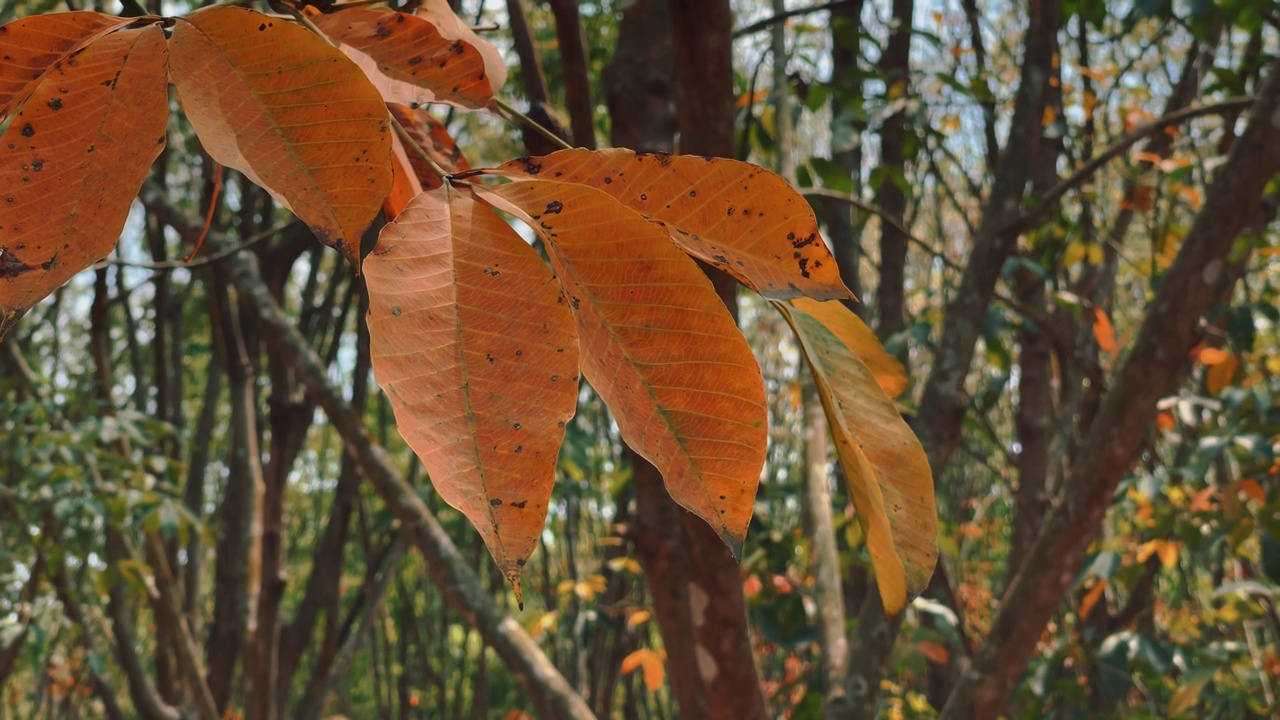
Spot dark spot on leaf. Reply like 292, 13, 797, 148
727, 207, 735, 216
787, 232, 795, 240
258, 23, 267, 31
409, 56, 422, 65
791, 233, 817, 249
512, 500, 527, 509
798, 258, 811, 278
514, 445, 523, 454
20, 124, 33, 137
513, 423, 522, 430
391, 306, 402, 316
603, 176, 612, 184
688, 190, 697, 197
452, 41, 465, 54
0, 250, 32, 278
550, 375, 558, 381
515, 350, 523, 356
545, 200, 563, 214
490, 498, 502, 507
486, 353, 495, 363
639, 193, 647, 201
376, 25, 392, 38
45, 98, 61, 111
516, 558, 526, 566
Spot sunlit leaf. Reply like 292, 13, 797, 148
790, 297, 906, 398
309, 2, 506, 111
621, 648, 665, 692
487, 148, 853, 301
0, 23, 168, 340
0, 11, 131, 120
475, 179, 768, 558
1205, 351, 1237, 394
364, 185, 578, 601
1079, 579, 1107, 618
777, 299, 937, 613
169, 5, 392, 267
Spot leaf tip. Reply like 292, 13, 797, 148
719, 529, 744, 563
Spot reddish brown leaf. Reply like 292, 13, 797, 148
383, 103, 470, 217
364, 185, 578, 598
0, 11, 131, 120
309, 2, 506, 111
169, 6, 392, 267
0, 23, 168, 340
486, 148, 853, 301
475, 180, 768, 557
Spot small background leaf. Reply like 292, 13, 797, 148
475, 180, 768, 557
488, 148, 853, 301
364, 185, 578, 596
310, 2, 506, 110
169, 6, 392, 266
0, 23, 168, 339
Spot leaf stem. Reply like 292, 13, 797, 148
493, 97, 573, 152
389, 112, 451, 180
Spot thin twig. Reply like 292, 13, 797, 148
494, 97, 573, 152
732, 0, 861, 38
800, 188, 964, 272
94, 221, 300, 272
1012, 96, 1255, 233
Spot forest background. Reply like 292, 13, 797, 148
1, 0, 1278, 718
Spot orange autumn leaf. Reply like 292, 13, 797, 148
0, 22, 168, 340
0, 11, 132, 120
1206, 352, 1238, 394
309, 2, 506, 111
621, 649, 665, 692
918, 640, 950, 664
1234, 478, 1266, 503
1188, 486, 1216, 513
1196, 346, 1228, 365
1092, 307, 1117, 355
487, 148, 853, 301
474, 180, 768, 559
364, 185, 579, 601
383, 104, 470, 217
1079, 579, 1108, 619
1156, 412, 1176, 432
169, 6, 392, 267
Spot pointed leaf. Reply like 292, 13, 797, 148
486, 148, 853, 300
475, 180, 768, 557
0, 23, 168, 339
364, 185, 578, 596
0, 11, 131, 120
790, 297, 907, 398
169, 6, 392, 266
777, 300, 937, 613
309, 2, 506, 111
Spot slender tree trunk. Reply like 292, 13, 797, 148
823, 0, 866, 309
547, 0, 595, 149
873, 0, 913, 339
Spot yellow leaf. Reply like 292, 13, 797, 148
0, 22, 168, 340
309, 2, 506, 111
169, 6, 392, 267
486, 148, 853, 301
1079, 579, 1108, 619
364, 185, 579, 600
1168, 669, 1215, 716
1137, 539, 1178, 568
621, 649, 665, 693
776, 300, 937, 614
1092, 307, 1116, 355
626, 610, 651, 627
790, 298, 907, 398
1206, 352, 1238, 394
1062, 241, 1086, 267
475, 180, 768, 559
